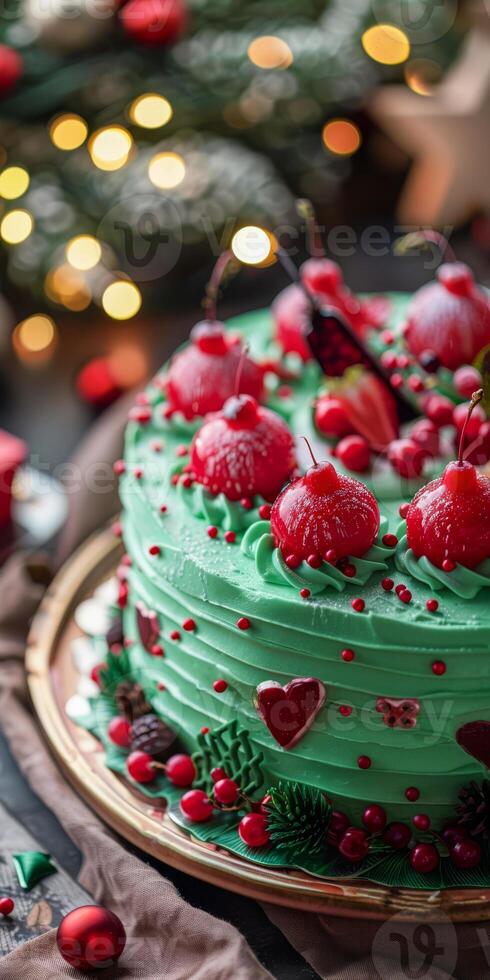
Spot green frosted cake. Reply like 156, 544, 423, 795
78, 255, 490, 887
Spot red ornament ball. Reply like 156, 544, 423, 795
120, 0, 188, 45
451, 839, 482, 870
190, 395, 296, 502
57, 906, 126, 972
165, 326, 263, 419
410, 843, 439, 874
165, 753, 196, 787
362, 804, 387, 833
338, 828, 369, 863
0, 898, 14, 916
426, 598, 439, 613
0, 45, 23, 96
180, 789, 213, 823
107, 716, 132, 748
126, 750, 155, 784
383, 822, 412, 850
213, 778, 239, 806
238, 813, 270, 848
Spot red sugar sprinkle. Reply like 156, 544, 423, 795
442, 559, 456, 572
278, 384, 293, 398
157, 682, 166, 691
237, 617, 250, 630
176, 444, 189, 457
382, 533, 398, 548
339, 705, 352, 717
409, 375, 425, 393
129, 406, 152, 425
170, 630, 181, 641
285, 554, 301, 569
118, 582, 129, 608
325, 548, 337, 564
395, 583, 406, 596
432, 660, 446, 675
181, 475, 193, 489
112, 521, 122, 538
148, 545, 160, 556
213, 679, 228, 694
151, 440, 163, 452
121, 554, 132, 566
224, 530, 236, 544
240, 497, 253, 511
171, 474, 180, 486
342, 563, 357, 578
399, 503, 410, 519
381, 351, 397, 369
426, 599, 439, 613
258, 504, 271, 520
391, 373, 404, 389
341, 648, 355, 662
399, 589, 412, 604
352, 598, 365, 613
381, 330, 394, 345
300, 588, 310, 599
113, 459, 126, 475
201, 726, 210, 735
160, 504, 167, 514
358, 755, 371, 770
207, 525, 218, 539
134, 467, 143, 480
183, 618, 196, 631
381, 577, 394, 591
405, 787, 420, 802
307, 554, 322, 569
150, 644, 164, 657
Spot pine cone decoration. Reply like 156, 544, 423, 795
456, 780, 490, 839
265, 781, 332, 857
131, 713, 176, 761
115, 681, 151, 721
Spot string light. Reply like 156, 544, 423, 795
361, 24, 410, 66
12, 314, 57, 364
102, 280, 142, 319
88, 126, 133, 171
45, 265, 91, 311
129, 94, 173, 129
49, 114, 88, 151
231, 226, 276, 266
66, 235, 102, 271
148, 152, 186, 189
0, 167, 29, 200
322, 119, 361, 156
248, 36, 293, 70
0, 209, 33, 244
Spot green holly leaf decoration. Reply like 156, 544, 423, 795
264, 781, 332, 857
192, 720, 264, 796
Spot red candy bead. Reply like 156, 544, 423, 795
237, 617, 250, 630
258, 504, 271, 520
412, 814, 431, 831
207, 525, 218, 539
398, 589, 412, 604
341, 648, 355, 662
405, 787, 420, 802
338, 828, 369, 863
238, 813, 270, 848
213, 679, 228, 693
352, 598, 365, 613
300, 587, 310, 599
384, 822, 412, 850
381, 578, 394, 591
339, 705, 352, 717
399, 503, 410, 519
170, 630, 181, 641
442, 558, 456, 572
426, 599, 439, 613
166, 754, 196, 788
382, 533, 398, 548
211, 767, 227, 782
107, 717, 132, 748
357, 755, 371, 769
0, 898, 14, 916
224, 530, 236, 543
410, 843, 439, 874
180, 789, 214, 823
183, 618, 196, 631
362, 804, 386, 833
213, 778, 239, 806
432, 661, 446, 676
127, 751, 155, 784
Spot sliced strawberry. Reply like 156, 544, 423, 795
326, 367, 399, 451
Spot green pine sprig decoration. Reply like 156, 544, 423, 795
99, 646, 131, 701
264, 781, 332, 856
192, 720, 264, 796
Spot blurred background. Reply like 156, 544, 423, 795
0, 0, 489, 475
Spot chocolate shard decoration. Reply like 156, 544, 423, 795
255, 678, 326, 749
136, 602, 160, 653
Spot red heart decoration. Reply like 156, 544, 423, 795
136, 602, 160, 653
456, 721, 490, 769
255, 678, 326, 749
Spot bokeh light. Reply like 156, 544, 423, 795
361, 24, 410, 65
45, 265, 92, 311
248, 36, 293, 70
0, 209, 33, 244
66, 235, 102, 271
49, 114, 88, 151
404, 59, 442, 95
102, 280, 142, 319
130, 94, 173, 129
12, 314, 57, 364
89, 126, 133, 171
322, 119, 361, 156
0, 167, 29, 200
231, 226, 276, 266
109, 343, 149, 388
148, 152, 186, 189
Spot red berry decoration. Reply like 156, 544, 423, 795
180, 789, 214, 823
270, 440, 379, 564
412, 814, 431, 831
442, 825, 468, 848
383, 822, 412, 850
406, 390, 490, 569
327, 810, 350, 843
410, 419, 441, 458
190, 394, 296, 501
357, 754, 371, 769
362, 804, 386, 833
336, 434, 371, 474
0, 898, 14, 916
410, 843, 439, 874
211, 767, 227, 782
314, 395, 354, 439
453, 400, 485, 439
454, 365, 482, 400
405, 787, 420, 802
126, 751, 156, 784
57, 906, 126, 972
165, 753, 196, 787
338, 828, 369, 863
424, 394, 455, 428
405, 261, 490, 371
387, 438, 426, 479
451, 839, 482, 870
238, 813, 270, 848
213, 778, 239, 806
107, 717, 132, 748
120, 0, 188, 46
0, 45, 23, 96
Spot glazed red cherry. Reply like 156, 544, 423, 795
338, 828, 369, 863
327, 810, 351, 844
454, 365, 482, 400
407, 392, 490, 569
410, 420, 441, 458
387, 438, 426, 479
270, 448, 380, 563
314, 395, 354, 439
213, 778, 239, 806
410, 843, 439, 874
107, 716, 132, 748
451, 838, 481, 869
441, 825, 467, 848
165, 753, 196, 788
336, 435, 371, 474
238, 813, 270, 848
424, 394, 455, 428
180, 789, 214, 823
127, 751, 156, 784
211, 767, 227, 783
165, 325, 263, 419
190, 394, 296, 501
383, 822, 412, 850
362, 804, 387, 834
405, 262, 490, 371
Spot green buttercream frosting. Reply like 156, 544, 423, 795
178, 480, 262, 532
396, 533, 490, 599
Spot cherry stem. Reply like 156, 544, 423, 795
297, 198, 325, 258
302, 435, 318, 467
275, 247, 318, 308
458, 389, 484, 466
203, 250, 236, 321
394, 229, 456, 264
234, 343, 249, 396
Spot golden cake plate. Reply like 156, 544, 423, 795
26, 527, 490, 922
